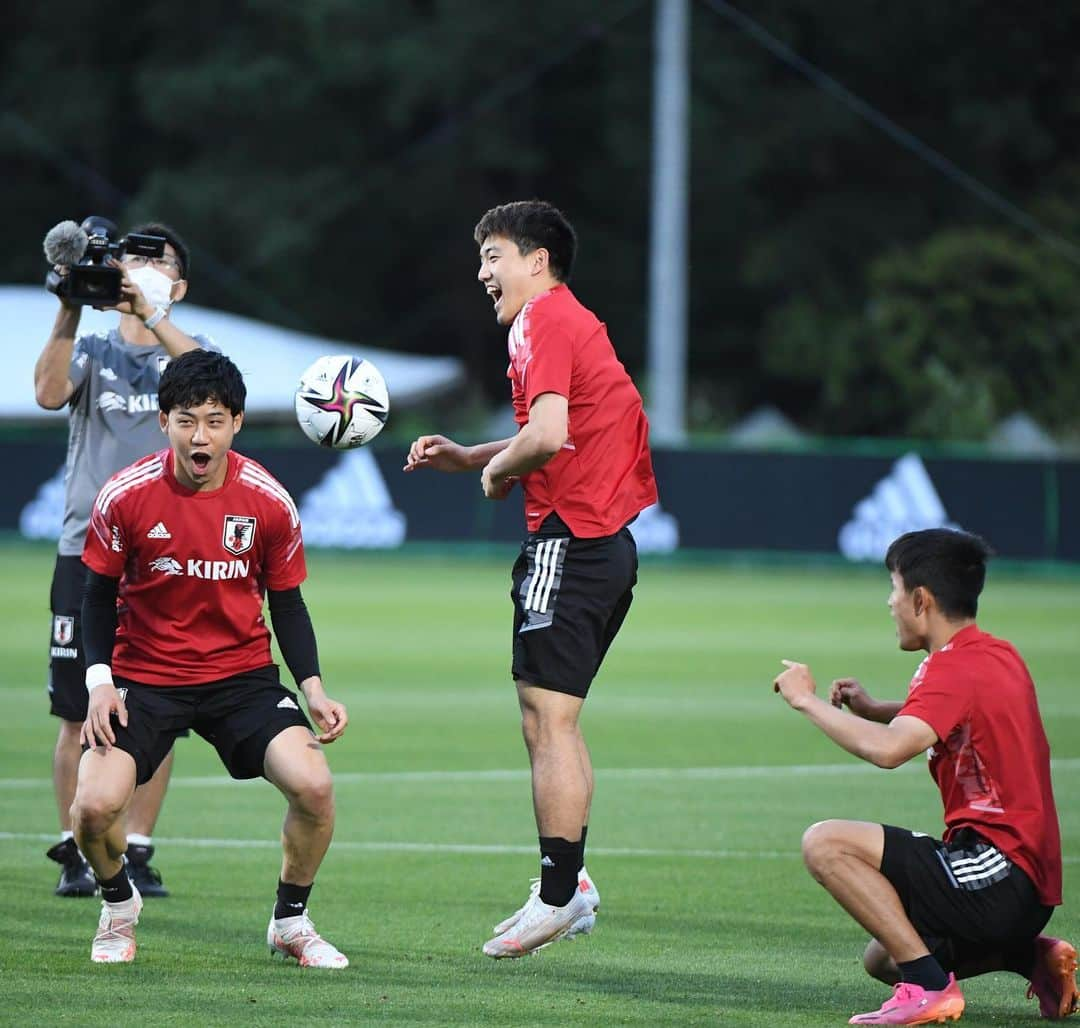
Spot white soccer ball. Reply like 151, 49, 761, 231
294, 354, 389, 449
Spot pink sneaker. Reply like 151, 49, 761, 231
1027, 936, 1079, 1020
849, 973, 965, 1025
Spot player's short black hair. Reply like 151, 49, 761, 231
473, 200, 577, 282
885, 528, 994, 619
128, 220, 190, 279
159, 350, 246, 416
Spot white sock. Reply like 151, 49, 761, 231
61, 829, 74, 842
126, 833, 152, 847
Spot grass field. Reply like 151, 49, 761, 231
1, 538, 1077, 1026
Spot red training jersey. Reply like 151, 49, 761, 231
83, 449, 306, 685
507, 284, 658, 537
899, 624, 1062, 906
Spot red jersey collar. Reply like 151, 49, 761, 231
937, 622, 981, 653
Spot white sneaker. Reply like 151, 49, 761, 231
91, 886, 143, 963
267, 909, 349, 968
483, 887, 593, 959
492, 867, 600, 937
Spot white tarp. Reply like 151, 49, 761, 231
2, 285, 464, 420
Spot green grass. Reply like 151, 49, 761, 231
1, 538, 1077, 1026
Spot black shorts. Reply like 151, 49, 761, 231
98, 665, 312, 785
880, 824, 1053, 971
48, 556, 189, 743
510, 513, 638, 698
48, 555, 89, 721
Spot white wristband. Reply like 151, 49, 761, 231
86, 664, 113, 693
142, 306, 166, 330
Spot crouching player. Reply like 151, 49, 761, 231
774, 529, 1077, 1024
73, 349, 349, 967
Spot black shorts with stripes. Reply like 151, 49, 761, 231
880, 824, 1052, 971
510, 512, 638, 698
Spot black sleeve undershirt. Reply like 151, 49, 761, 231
81, 574, 319, 687
82, 569, 119, 668
268, 586, 321, 686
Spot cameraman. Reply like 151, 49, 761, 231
34, 222, 213, 900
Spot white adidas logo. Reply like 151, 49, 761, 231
147, 521, 171, 539
277, 696, 300, 711
540, 856, 555, 868
838, 453, 960, 562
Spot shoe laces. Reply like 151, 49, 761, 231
887, 982, 927, 1006
96, 901, 138, 941
278, 910, 323, 945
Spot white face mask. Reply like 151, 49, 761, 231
128, 265, 178, 310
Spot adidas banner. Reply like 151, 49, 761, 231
4, 437, 1078, 562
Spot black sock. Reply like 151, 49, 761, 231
538, 836, 579, 907
897, 954, 949, 991
98, 865, 133, 904
576, 825, 588, 873
274, 879, 313, 920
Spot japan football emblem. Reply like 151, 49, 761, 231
223, 515, 256, 555
53, 615, 75, 646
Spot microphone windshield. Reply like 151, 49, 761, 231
44, 221, 88, 267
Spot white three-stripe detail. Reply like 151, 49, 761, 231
239, 465, 299, 527
523, 540, 549, 611
537, 539, 564, 613
97, 459, 164, 514
522, 538, 565, 614
950, 847, 1008, 882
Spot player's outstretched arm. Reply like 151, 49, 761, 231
402, 434, 513, 474
774, 660, 936, 768
829, 678, 904, 724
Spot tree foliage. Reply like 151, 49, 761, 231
4, 0, 1080, 436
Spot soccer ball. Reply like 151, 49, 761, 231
294, 354, 389, 449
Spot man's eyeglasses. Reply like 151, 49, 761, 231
121, 254, 182, 274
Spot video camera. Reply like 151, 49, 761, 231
44, 216, 167, 306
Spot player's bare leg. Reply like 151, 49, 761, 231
262, 726, 347, 968
483, 684, 595, 958
518, 684, 589, 838
577, 726, 594, 828
46, 720, 98, 896
72, 747, 143, 962
72, 747, 137, 882
803, 820, 965, 1023
124, 748, 174, 897
802, 820, 930, 963
53, 720, 83, 832
126, 748, 172, 838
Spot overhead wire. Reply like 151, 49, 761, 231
699, 0, 1080, 267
